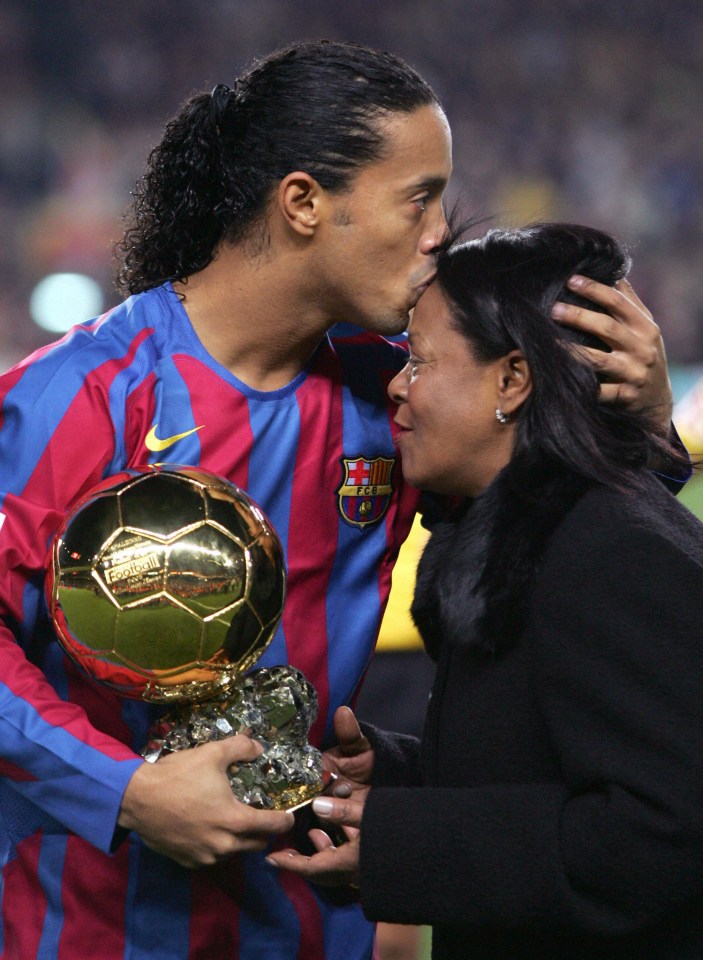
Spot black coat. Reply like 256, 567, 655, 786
359, 468, 703, 960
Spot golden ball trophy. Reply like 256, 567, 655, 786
46, 464, 326, 811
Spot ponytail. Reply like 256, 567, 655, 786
116, 90, 237, 293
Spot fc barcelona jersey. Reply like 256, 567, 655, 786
0, 284, 419, 959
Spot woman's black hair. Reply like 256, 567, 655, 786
115, 40, 439, 295
411, 223, 688, 657
435, 221, 687, 490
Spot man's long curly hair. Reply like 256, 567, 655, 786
115, 40, 438, 297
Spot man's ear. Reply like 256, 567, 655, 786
276, 172, 325, 237
496, 349, 532, 415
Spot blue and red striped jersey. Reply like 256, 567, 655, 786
0, 283, 419, 959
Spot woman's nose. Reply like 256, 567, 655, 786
388, 364, 409, 405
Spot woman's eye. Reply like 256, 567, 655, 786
408, 358, 422, 380
413, 196, 428, 212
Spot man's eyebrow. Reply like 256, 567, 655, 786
404, 175, 448, 194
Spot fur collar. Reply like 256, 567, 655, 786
411, 458, 593, 659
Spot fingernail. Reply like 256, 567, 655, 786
265, 857, 278, 868
312, 797, 334, 816
551, 303, 566, 319
568, 274, 585, 288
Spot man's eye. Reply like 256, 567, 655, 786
408, 358, 422, 380
413, 196, 428, 212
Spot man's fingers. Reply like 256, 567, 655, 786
219, 733, 264, 766
614, 278, 652, 319
575, 344, 645, 382
553, 276, 659, 340
210, 738, 296, 835
596, 382, 672, 411
552, 301, 638, 348
567, 274, 644, 320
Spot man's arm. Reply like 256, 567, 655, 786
0, 629, 144, 851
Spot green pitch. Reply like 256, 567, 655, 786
679, 471, 703, 520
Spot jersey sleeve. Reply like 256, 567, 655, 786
0, 331, 145, 853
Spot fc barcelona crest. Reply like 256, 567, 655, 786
337, 456, 395, 527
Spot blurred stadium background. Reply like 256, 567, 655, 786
1, 1, 701, 374
1, 4, 700, 957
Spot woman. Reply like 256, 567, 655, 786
267, 223, 703, 959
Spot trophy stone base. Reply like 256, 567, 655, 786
142, 665, 328, 811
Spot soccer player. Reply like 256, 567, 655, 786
0, 41, 677, 960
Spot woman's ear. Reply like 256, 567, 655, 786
496, 349, 532, 416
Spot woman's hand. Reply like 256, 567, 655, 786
552, 276, 673, 431
266, 706, 372, 888
323, 705, 375, 792
266, 792, 366, 888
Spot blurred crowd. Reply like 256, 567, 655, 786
0, 0, 701, 370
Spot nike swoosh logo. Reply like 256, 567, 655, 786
144, 424, 204, 452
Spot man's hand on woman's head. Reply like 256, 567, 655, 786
552, 275, 673, 431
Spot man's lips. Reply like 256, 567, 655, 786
408, 269, 437, 305
415, 271, 437, 295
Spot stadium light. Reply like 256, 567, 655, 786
29, 273, 104, 333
